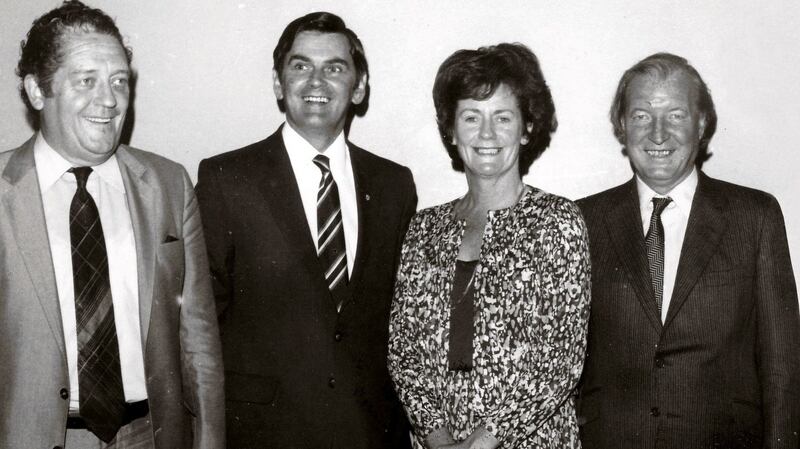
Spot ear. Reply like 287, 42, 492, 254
521, 122, 534, 145
272, 69, 284, 101
350, 73, 367, 105
698, 113, 707, 137
23, 74, 45, 111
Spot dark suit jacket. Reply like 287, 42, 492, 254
577, 172, 800, 449
0, 137, 225, 449
196, 128, 417, 449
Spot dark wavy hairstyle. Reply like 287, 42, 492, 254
273, 12, 368, 85
432, 43, 557, 176
610, 52, 717, 164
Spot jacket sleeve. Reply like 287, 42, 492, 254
388, 212, 449, 442
178, 167, 226, 448
755, 195, 800, 449
483, 200, 591, 445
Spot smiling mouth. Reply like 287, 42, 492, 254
303, 96, 330, 104
645, 149, 675, 158
85, 116, 113, 124
473, 147, 501, 155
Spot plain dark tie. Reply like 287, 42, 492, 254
312, 155, 349, 311
645, 196, 672, 319
69, 167, 126, 442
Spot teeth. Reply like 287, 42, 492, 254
475, 147, 500, 155
646, 149, 673, 158
86, 117, 111, 124
303, 96, 329, 104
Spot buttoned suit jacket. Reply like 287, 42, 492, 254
577, 172, 800, 449
0, 136, 225, 449
195, 128, 417, 449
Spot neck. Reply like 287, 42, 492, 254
457, 172, 526, 218
287, 122, 342, 152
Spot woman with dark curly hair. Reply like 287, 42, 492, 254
388, 43, 590, 449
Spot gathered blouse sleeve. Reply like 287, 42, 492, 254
483, 198, 591, 445
388, 210, 448, 441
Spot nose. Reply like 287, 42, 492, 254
479, 118, 495, 140
308, 68, 324, 87
94, 81, 117, 108
649, 117, 667, 145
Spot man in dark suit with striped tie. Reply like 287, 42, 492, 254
196, 12, 416, 449
577, 52, 800, 449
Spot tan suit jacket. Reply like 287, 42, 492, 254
0, 136, 224, 449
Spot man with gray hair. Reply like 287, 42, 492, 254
578, 52, 799, 448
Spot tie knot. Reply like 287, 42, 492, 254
69, 166, 93, 191
651, 196, 672, 217
312, 154, 331, 174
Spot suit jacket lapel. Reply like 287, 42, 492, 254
1, 136, 66, 359
664, 172, 728, 328
256, 132, 330, 296
115, 146, 157, 346
605, 178, 663, 331
342, 144, 374, 310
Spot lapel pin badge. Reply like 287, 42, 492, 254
365, 193, 371, 201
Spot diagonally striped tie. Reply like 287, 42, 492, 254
645, 196, 672, 320
312, 155, 348, 311
69, 167, 126, 442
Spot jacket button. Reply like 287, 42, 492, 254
334, 332, 342, 342
59, 388, 68, 400
650, 407, 660, 417
655, 358, 664, 368
328, 377, 336, 388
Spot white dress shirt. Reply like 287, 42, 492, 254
34, 134, 147, 411
282, 124, 358, 276
636, 168, 698, 322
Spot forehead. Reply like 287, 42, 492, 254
457, 83, 520, 111
57, 31, 129, 71
286, 31, 353, 64
626, 71, 697, 108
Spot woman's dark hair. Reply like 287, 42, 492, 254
16, 0, 131, 115
432, 43, 557, 175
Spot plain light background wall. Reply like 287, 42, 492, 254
1, 0, 799, 282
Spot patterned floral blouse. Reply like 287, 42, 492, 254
388, 187, 591, 448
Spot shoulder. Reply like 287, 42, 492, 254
199, 133, 278, 172
576, 182, 630, 212
703, 174, 781, 212
349, 143, 413, 184
405, 200, 456, 234
119, 145, 185, 174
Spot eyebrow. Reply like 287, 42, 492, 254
458, 108, 517, 115
286, 55, 350, 66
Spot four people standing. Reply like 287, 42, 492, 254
195, 12, 417, 449
1, 2, 798, 449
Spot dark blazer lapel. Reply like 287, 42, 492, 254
341, 144, 374, 310
256, 131, 328, 289
0, 136, 66, 359
115, 146, 157, 346
664, 172, 728, 328
605, 178, 663, 331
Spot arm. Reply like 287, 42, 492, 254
178, 168, 225, 448
483, 200, 591, 445
387, 213, 450, 444
755, 196, 800, 449
195, 159, 234, 318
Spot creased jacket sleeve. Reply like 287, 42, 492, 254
388, 212, 448, 442
178, 167, 226, 448
484, 200, 591, 445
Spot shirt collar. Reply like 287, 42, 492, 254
636, 167, 698, 213
282, 122, 348, 167
33, 132, 125, 193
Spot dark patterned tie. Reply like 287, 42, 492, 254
645, 196, 672, 319
69, 167, 126, 442
312, 155, 348, 311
